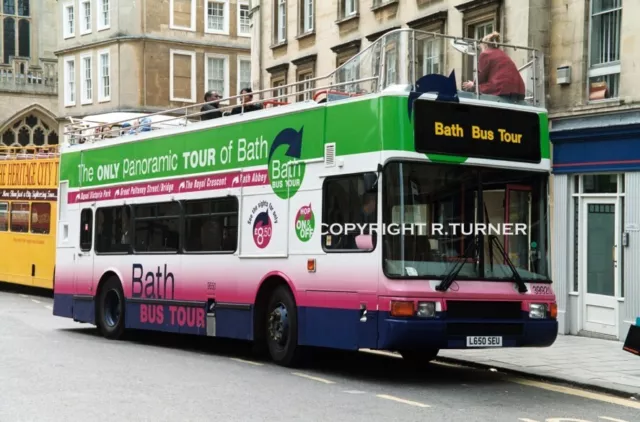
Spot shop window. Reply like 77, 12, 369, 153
10, 202, 29, 232
30, 202, 51, 234
582, 174, 617, 193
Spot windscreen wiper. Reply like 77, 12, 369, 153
435, 236, 478, 292
483, 204, 528, 293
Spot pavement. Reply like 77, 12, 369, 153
438, 333, 640, 398
1, 285, 640, 422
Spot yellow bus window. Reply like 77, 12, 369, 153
0, 202, 8, 231
10, 202, 30, 233
31, 202, 51, 234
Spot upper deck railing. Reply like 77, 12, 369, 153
63, 29, 545, 145
0, 145, 60, 160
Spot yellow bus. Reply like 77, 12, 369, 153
0, 146, 59, 289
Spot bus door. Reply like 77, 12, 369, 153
75, 206, 96, 296
505, 185, 532, 272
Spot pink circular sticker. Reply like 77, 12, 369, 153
252, 211, 272, 248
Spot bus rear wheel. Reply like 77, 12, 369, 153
265, 285, 301, 367
96, 277, 126, 340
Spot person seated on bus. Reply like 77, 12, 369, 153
201, 90, 222, 121
139, 117, 152, 132
230, 88, 263, 115
461, 32, 525, 102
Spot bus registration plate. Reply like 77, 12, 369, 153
466, 336, 502, 347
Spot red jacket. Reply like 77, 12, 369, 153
477, 48, 525, 96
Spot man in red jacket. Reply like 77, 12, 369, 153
462, 32, 525, 102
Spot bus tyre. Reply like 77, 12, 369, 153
96, 277, 126, 340
399, 349, 439, 369
265, 285, 301, 367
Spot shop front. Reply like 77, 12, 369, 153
550, 112, 640, 340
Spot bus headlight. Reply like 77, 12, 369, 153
529, 303, 547, 319
417, 302, 436, 318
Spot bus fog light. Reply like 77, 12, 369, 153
529, 303, 547, 319
417, 302, 436, 318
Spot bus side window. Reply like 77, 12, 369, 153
0, 202, 8, 231
10, 202, 30, 233
31, 202, 51, 234
80, 209, 93, 252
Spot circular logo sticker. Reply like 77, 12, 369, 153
295, 204, 315, 242
252, 211, 273, 248
268, 127, 307, 200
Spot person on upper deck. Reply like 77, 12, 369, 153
231, 88, 263, 115
461, 32, 525, 102
201, 90, 222, 121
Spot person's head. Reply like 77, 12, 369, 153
205, 90, 221, 102
240, 88, 253, 104
480, 31, 500, 52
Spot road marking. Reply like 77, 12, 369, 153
342, 390, 366, 394
376, 394, 430, 408
230, 357, 263, 366
510, 378, 640, 410
599, 417, 630, 422
19, 294, 27, 298
45, 305, 53, 311
31, 299, 41, 304
291, 372, 335, 384
518, 419, 539, 422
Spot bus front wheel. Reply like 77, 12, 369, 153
265, 285, 301, 367
96, 277, 126, 340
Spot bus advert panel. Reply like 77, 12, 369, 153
413, 100, 542, 164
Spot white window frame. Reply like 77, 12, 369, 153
237, 55, 252, 95
97, 0, 111, 31
80, 0, 92, 35
98, 48, 111, 102
204, 0, 229, 35
237, 1, 251, 37
63, 2, 75, 39
299, 72, 313, 101
204, 53, 230, 100
63, 56, 76, 107
301, 0, 313, 33
344, 0, 356, 17
80, 53, 93, 105
169, 49, 197, 103
169, 0, 197, 32
586, 0, 622, 101
275, 0, 286, 43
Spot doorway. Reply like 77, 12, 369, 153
581, 198, 619, 337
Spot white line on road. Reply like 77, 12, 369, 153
19, 294, 27, 298
342, 390, 367, 394
599, 417, 630, 422
45, 305, 53, 311
517, 419, 539, 422
376, 394, 430, 408
229, 357, 263, 366
290, 372, 335, 384
31, 299, 41, 304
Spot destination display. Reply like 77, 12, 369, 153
413, 99, 542, 163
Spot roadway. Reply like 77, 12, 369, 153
1, 285, 638, 422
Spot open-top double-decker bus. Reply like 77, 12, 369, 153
53, 29, 557, 366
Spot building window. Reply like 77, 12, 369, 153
63, 2, 74, 38
238, 1, 250, 36
237, 56, 251, 94
205, 53, 229, 99
272, 77, 287, 102
456, 0, 500, 81
297, 71, 313, 101
169, 0, 196, 31
64, 56, 76, 106
0, 113, 59, 147
417, 35, 441, 76
587, 0, 621, 101
80, 0, 91, 34
300, 0, 313, 34
98, 49, 110, 101
1, 0, 31, 62
339, 0, 357, 20
169, 49, 196, 103
205, 0, 229, 34
273, 0, 286, 44
81, 54, 93, 104
97, 0, 110, 30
